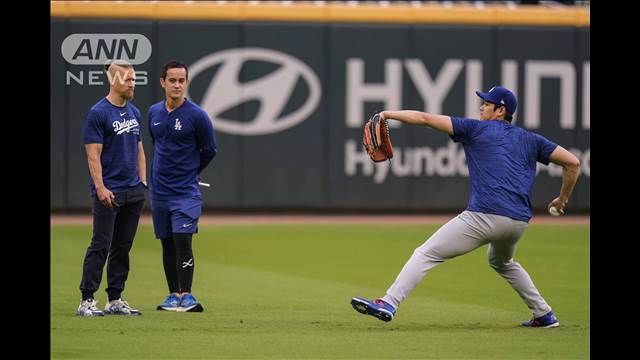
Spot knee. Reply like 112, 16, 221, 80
414, 246, 444, 263
488, 258, 513, 271
111, 242, 133, 251
173, 233, 193, 253
413, 246, 429, 258
86, 242, 109, 255
88, 236, 110, 252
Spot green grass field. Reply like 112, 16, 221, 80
51, 223, 589, 359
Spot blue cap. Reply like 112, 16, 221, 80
476, 86, 517, 115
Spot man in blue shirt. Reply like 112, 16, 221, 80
351, 86, 581, 328
78, 60, 147, 317
148, 60, 217, 312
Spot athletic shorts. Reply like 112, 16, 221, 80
151, 196, 202, 239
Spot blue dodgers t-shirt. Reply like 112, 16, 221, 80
450, 117, 558, 222
148, 98, 217, 200
82, 98, 143, 196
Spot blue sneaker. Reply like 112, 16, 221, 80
351, 297, 396, 322
521, 310, 560, 328
179, 293, 204, 312
156, 294, 181, 311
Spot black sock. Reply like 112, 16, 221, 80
161, 237, 180, 293
107, 293, 121, 302
81, 292, 94, 301
173, 233, 194, 293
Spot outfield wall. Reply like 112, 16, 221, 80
51, 3, 590, 212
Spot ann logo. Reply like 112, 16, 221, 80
61, 34, 152, 65
72, 38, 138, 62
174, 118, 182, 131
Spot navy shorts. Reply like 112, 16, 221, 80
151, 196, 202, 239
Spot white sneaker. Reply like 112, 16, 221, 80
76, 299, 105, 317
104, 298, 142, 316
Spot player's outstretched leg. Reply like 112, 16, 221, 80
350, 297, 396, 322
521, 310, 560, 328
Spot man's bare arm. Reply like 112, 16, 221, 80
380, 110, 453, 135
548, 145, 581, 214
85, 143, 115, 208
137, 141, 147, 186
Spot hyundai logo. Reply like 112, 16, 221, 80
187, 48, 321, 136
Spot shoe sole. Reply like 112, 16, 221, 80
104, 311, 142, 316
537, 322, 560, 328
76, 312, 104, 317
156, 305, 180, 311
522, 322, 560, 328
178, 303, 204, 313
350, 298, 393, 322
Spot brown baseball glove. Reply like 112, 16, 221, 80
362, 113, 394, 162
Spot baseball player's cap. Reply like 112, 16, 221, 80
476, 86, 517, 115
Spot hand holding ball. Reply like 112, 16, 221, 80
548, 206, 561, 216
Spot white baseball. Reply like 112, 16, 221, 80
548, 206, 561, 216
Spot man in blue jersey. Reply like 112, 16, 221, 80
148, 60, 217, 312
351, 86, 581, 328
78, 60, 147, 316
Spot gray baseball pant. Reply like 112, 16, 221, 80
381, 210, 552, 318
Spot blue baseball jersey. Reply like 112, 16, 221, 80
450, 117, 558, 222
82, 98, 142, 196
148, 98, 217, 200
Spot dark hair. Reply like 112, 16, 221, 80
490, 103, 513, 123
505, 113, 513, 123
162, 60, 189, 80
